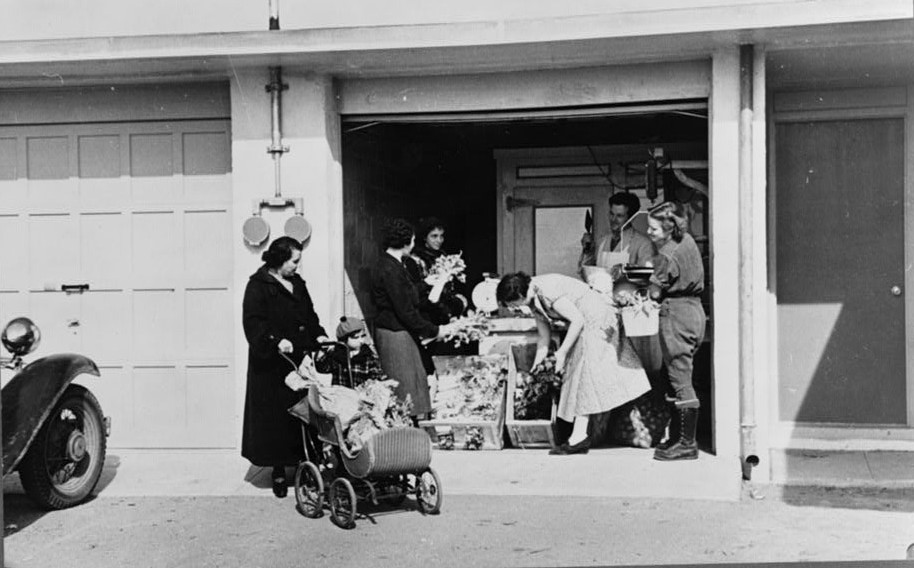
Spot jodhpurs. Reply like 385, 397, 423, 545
658, 297, 706, 405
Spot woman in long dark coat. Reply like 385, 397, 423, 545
371, 219, 451, 422
242, 236, 328, 497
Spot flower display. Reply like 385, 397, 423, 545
343, 378, 414, 451
431, 355, 507, 421
428, 252, 467, 284
614, 289, 660, 336
514, 354, 563, 420
441, 310, 491, 347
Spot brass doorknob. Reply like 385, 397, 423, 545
891, 285, 902, 296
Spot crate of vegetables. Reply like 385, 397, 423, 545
419, 354, 508, 450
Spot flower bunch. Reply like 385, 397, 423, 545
344, 379, 414, 451
613, 289, 659, 314
428, 252, 467, 284
431, 355, 507, 421
514, 354, 563, 420
441, 310, 491, 347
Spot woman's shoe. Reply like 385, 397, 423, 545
272, 476, 288, 498
549, 436, 591, 455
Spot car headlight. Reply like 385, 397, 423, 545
1, 317, 41, 357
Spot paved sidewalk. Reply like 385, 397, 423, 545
5, 447, 742, 501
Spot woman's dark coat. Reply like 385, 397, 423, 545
241, 266, 327, 467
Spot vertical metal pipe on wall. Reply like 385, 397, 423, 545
738, 44, 759, 479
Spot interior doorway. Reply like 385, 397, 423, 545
339, 105, 713, 445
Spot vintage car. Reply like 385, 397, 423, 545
1, 317, 108, 509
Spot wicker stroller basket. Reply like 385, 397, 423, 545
289, 388, 432, 480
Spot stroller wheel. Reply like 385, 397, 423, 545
329, 478, 357, 529
415, 467, 442, 515
294, 461, 324, 519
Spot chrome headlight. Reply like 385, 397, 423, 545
1, 317, 41, 357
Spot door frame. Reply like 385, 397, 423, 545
769, 86, 914, 449
495, 143, 709, 275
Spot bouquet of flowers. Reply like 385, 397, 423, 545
431, 355, 507, 421
344, 378, 415, 451
614, 289, 660, 336
514, 354, 563, 420
441, 310, 491, 347
428, 252, 467, 284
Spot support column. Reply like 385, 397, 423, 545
710, 48, 742, 464
228, 70, 344, 449
282, 72, 344, 328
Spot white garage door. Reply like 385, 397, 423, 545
0, 118, 234, 448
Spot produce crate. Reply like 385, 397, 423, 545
419, 354, 508, 451
505, 342, 558, 449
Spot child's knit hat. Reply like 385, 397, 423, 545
336, 316, 365, 340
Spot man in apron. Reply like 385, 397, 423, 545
580, 191, 655, 272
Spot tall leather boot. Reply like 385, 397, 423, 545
653, 404, 698, 461
655, 400, 680, 451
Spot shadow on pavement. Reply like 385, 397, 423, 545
778, 485, 914, 512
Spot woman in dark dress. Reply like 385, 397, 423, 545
371, 219, 453, 423
409, 216, 467, 325
241, 236, 329, 497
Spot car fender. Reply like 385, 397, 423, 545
2, 354, 100, 475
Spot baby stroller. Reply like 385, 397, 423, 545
287, 343, 442, 529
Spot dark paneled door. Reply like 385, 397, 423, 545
776, 118, 906, 425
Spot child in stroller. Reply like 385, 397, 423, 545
314, 317, 385, 388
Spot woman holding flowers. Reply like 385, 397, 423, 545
371, 218, 454, 423
645, 201, 707, 461
409, 216, 468, 325
496, 272, 650, 455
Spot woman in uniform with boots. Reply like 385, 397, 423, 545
645, 201, 707, 461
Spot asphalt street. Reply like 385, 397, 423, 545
4, 485, 914, 568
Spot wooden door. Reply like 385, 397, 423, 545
0, 119, 235, 447
776, 118, 906, 425
507, 185, 612, 277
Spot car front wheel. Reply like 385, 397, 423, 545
19, 384, 107, 510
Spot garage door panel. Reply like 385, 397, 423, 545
78, 134, 121, 179
75, 366, 133, 447
182, 131, 229, 176
26, 136, 70, 180
0, 180, 28, 214
185, 289, 231, 360
81, 291, 131, 364
81, 212, 130, 290
28, 292, 80, 355
28, 214, 79, 291
0, 137, 18, 180
132, 290, 181, 364
183, 175, 231, 205
0, 215, 27, 291
184, 210, 231, 287
130, 133, 175, 178
0, 291, 28, 326
132, 211, 182, 287
131, 176, 182, 207
79, 178, 130, 211
133, 366, 186, 446
186, 366, 234, 447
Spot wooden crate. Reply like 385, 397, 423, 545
419, 417, 505, 451
505, 342, 557, 449
420, 354, 508, 451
